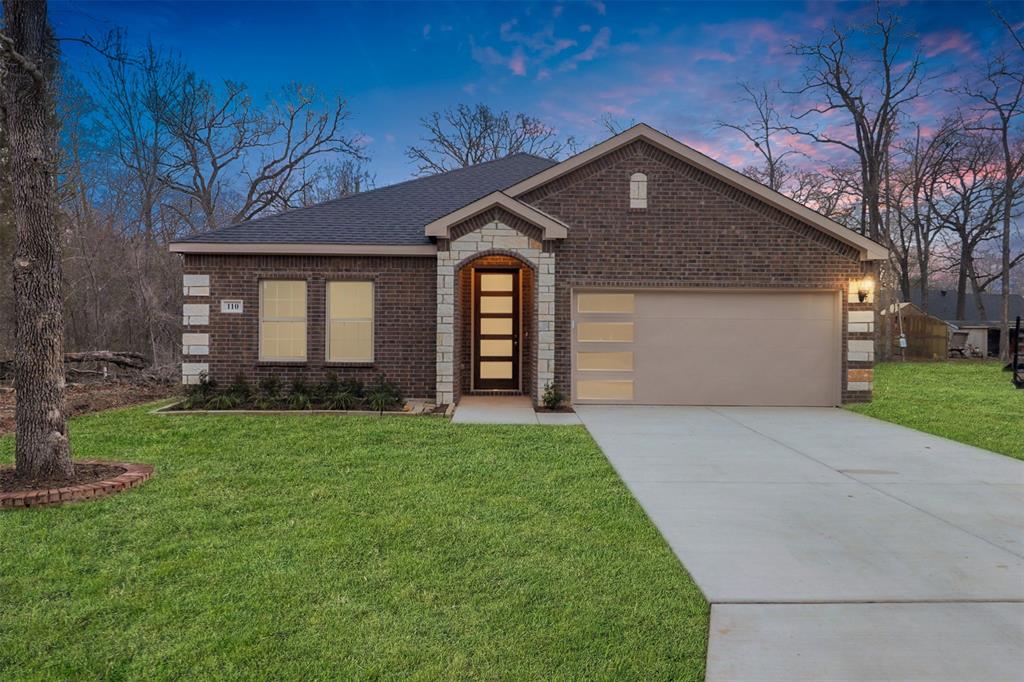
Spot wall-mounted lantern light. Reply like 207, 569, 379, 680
852, 277, 875, 303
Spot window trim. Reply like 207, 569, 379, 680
629, 172, 648, 209
258, 279, 308, 363
325, 280, 375, 364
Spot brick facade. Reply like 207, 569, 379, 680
180, 138, 877, 405
182, 254, 436, 398
520, 140, 874, 401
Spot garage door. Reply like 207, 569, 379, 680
572, 290, 840, 406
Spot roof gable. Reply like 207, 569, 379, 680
424, 192, 568, 241
505, 124, 888, 261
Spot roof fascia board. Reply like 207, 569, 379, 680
505, 124, 888, 261
424, 191, 568, 240
168, 243, 437, 256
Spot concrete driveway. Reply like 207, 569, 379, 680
576, 406, 1024, 682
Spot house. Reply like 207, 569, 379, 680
169, 124, 887, 407
882, 302, 952, 359
909, 289, 1024, 357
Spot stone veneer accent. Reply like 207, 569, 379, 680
436, 218, 555, 405
183, 274, 210, 297
182, 274, 212, 383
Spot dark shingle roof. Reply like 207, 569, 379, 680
174, 153, 557, 246
909, 289, 1024, 326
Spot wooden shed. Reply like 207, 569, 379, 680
884, 302, 951, 360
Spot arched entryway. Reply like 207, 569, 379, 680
434, 214, 558, 406
454, 252, 536, 401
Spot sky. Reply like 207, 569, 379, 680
50, 0, 1024, 186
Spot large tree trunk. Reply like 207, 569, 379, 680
1, 0, 74, 479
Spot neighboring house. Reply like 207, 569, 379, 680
909, 289, 1024, 357
170, 124, 887, 407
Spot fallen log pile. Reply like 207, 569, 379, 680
0, 351, 147, 380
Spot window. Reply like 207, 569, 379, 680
327, 281, 374, 362
630, 172, 648, 208
260, 280, 307, 361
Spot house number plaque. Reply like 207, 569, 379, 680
221, 300, 244, 314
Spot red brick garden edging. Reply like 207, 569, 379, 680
0, 461, 154, 509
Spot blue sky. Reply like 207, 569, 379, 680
52, 1, 1023, 185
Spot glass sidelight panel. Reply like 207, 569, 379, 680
480, 339, 513, 357
480, 273, 514, 291
479, 296, 513, 314
480, 362, 513, 379
480, 318, 513, 335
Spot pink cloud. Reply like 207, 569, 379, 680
690, 48, 738, 64
558, 26, 611, 72
920, 30, 978, 58
579, 24, 592, 33
509, 51, 526, 76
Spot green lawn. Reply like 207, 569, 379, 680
850, 361, 1024, 461
0, 406, 707, 681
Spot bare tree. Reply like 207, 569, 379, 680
296, 157, 374, 207
717, 82, 797, 191
0, 0, 74, 478
785, 5, 925, 242
598, 112, 637, 136
156, 77, 362, 231
930, 131, 1005, 320
895, 121, 960, 311
960, 51, 1024, 360
407, 103, 571, 174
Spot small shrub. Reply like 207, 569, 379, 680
323, 386, 360, 410
258, 376, 282, 399
341, 378, 365, 399
365, 374, 403, 415
318, 372, 341, 399
289, 379, 313, 410
205, 393, 241, 410
228, 373, 254, 404
542, 382, 565, 410
255, 376, 283, 410
181, 373, 217, 409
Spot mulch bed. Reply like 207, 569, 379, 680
534, 405, 576, 413
1, 462, 126, 494
0, 461, 154, 509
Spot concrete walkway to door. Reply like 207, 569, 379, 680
576, 405, 1024, 682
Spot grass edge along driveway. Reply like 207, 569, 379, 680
850, 361, 1023, 461
0, 405, 708, 681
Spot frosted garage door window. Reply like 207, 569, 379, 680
577, 322, 634, 342
260, 280, 307, 361
577, 293, 635, 314
576, 380, 634, 400
577, 351, 634, 371
328, 281, 374, 362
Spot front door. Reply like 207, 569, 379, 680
474, 269, 520, 390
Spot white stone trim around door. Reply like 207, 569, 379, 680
435, 220, 555, 405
